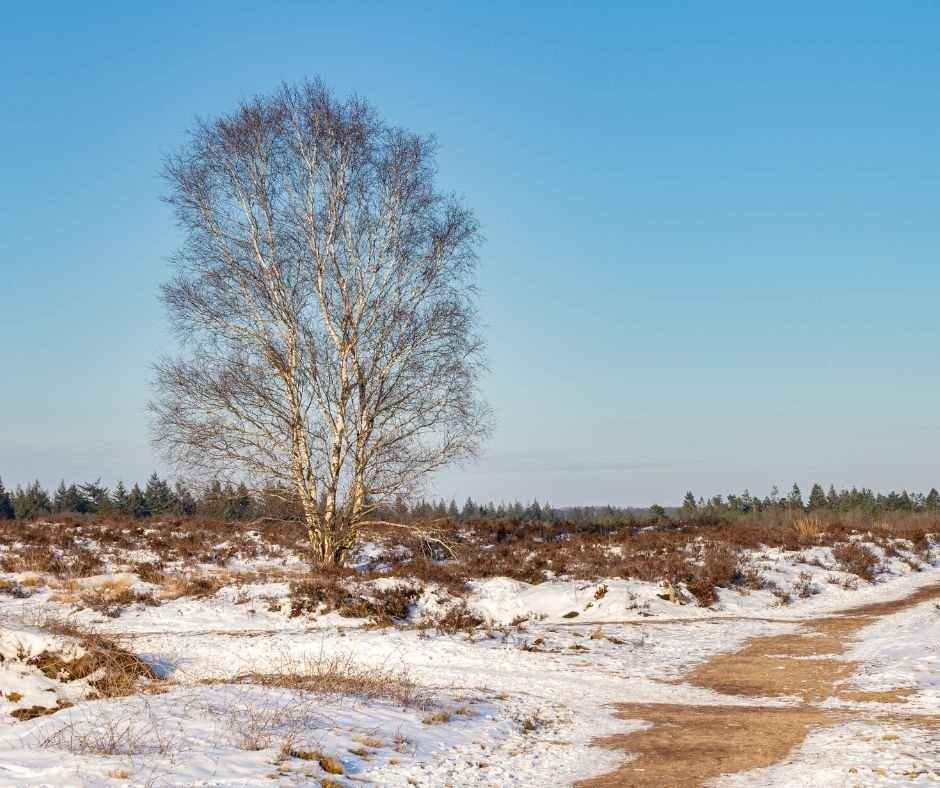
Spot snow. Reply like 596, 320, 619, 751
0, 537, 937, 785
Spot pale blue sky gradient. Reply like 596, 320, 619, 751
1, 1, 939, 505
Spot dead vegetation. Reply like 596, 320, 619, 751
0, 509, 935, 621
15, 612, 159, 700
230, 651, 432, 709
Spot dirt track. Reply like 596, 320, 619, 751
580, 581, 940, 787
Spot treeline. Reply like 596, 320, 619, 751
2, 474, 939, 525
0, 474, 268, 522
678, 483, 940, 517
0, 474, 557, 525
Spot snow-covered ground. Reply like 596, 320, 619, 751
0, 537, 937, 786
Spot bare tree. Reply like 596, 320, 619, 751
151, 79, 490, 566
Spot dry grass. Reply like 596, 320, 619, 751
793, 516, 823, 540
51, 576, 161, 617
230, 651, 432, 709
40, 702, 179, 756
284, 748, 345, 774
16, 611, 159, 700
422, 709, 452, 725
159, 572, 224, 600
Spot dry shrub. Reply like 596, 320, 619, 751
289, 575, 348, 617
40, 703, 179, 756
424, 602, 486, 634
792, 570, 818, 598
289, 576, 421, 625
134, 561, 166, 584
233, 651, 431, 709
683, 544, 745, 606
20, 612, 158, 699
0, 579, 30, 598
832, 542, 881, 582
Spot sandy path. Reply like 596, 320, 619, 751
580, 581, 940, 787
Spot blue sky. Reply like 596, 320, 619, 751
1, 1, 939, 505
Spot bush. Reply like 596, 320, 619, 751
832, 542, 880, 582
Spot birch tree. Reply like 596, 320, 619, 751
151, 79, 490, 566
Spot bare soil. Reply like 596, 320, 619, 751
581, 581, 940, 787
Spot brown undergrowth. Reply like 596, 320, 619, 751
0, 513, 935, 618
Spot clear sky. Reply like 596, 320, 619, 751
2, 1, 939, 506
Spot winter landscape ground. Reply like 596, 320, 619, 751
0, 514, 937, 786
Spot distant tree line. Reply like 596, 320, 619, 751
0, 474, 264, 522
1, 475, 938, 524
0, 475, 559, 525
677, 483, 940, 518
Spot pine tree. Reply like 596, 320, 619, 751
174, 481, 197, 516
768, 485, 781, 508
807, 483, 826, 511
541, 501, 554, 522
12, 481, 51, 520
447, 499, 459, 522
526, 499, 542, 522
111, 481, 130, 512
232, 482, 253, 520
53, 481, 86, 514
741, 489, 754, 513
393, 494, 410, 522
127, 484, 150, 518
199, 480, 228, 519
53, 481, 69, 511
926, 488, 940, 511
144, 472, 176, 515
0, 477, 13, 520
79, 480, 110, 514
460, 497, 476, 522
787, 483, 803, 511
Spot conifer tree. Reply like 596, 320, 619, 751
787, 483, 804, 511
127, 484, 150, 518
80, 480, 110, 514
12, 481, 51, 520
111, 481, 130, 512
526, 499, 543, 522
198, 480, 228, 520
460, 497, 476, 522
53, 481, 86, 514
0, 477, 13, 520
926, 488, 940, 511
393, 494, 410, 523
233, 482, 253, 520
807, 483, 827, 511
174, 481, 197, 516
144, 472, 176, 515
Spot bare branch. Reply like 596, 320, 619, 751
151, 78, 491, 566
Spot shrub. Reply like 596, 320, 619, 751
832, 542, 880, 582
